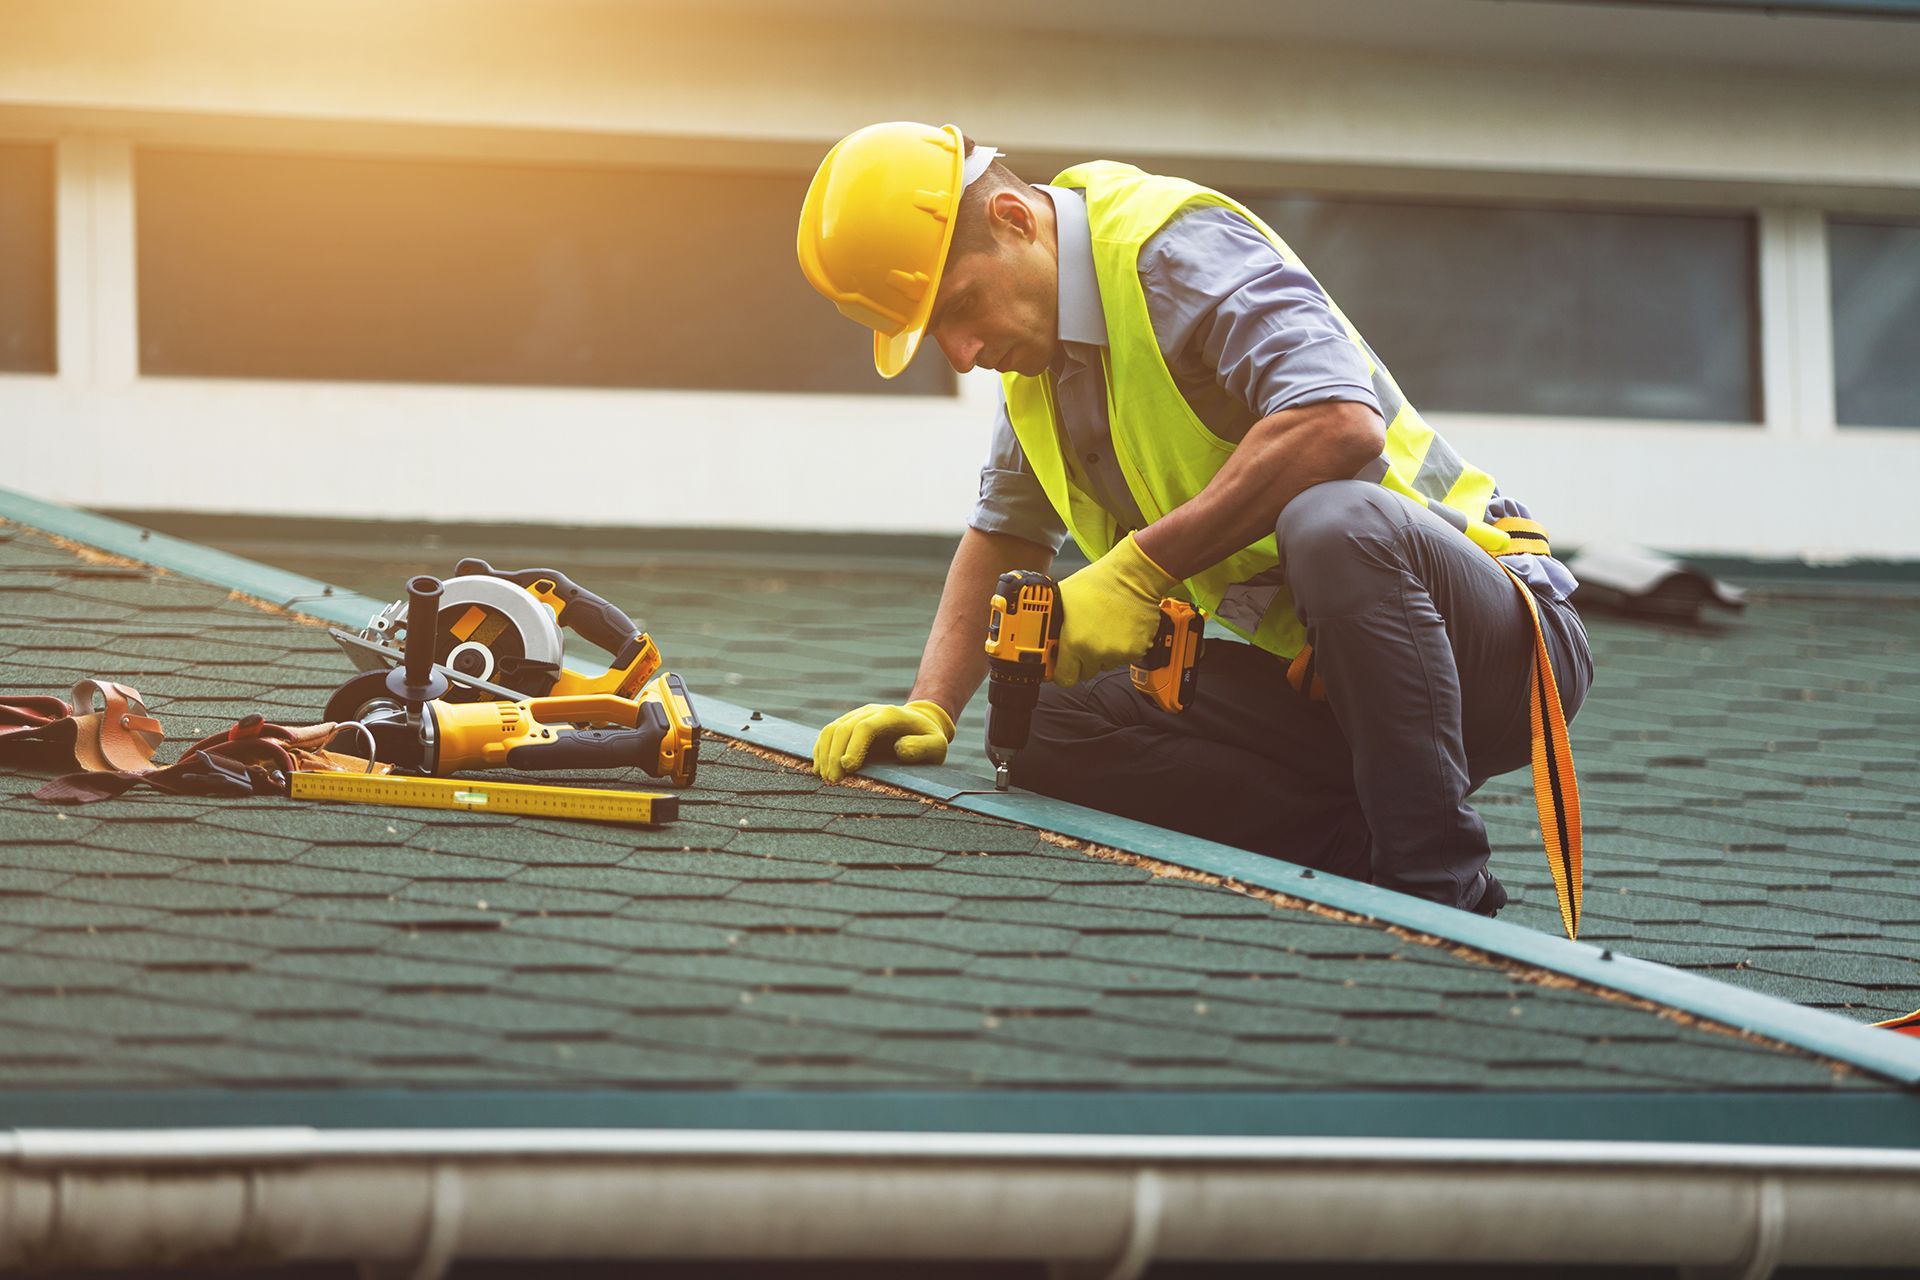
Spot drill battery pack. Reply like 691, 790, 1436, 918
1129, 599, 1205, 714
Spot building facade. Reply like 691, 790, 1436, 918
2, 0, 1918, 557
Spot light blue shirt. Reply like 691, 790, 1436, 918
969, 186, 1576, 601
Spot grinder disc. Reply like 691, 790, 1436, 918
321, 670, 426, 772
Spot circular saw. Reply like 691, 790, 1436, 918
324, 572, 698, 788
338, 559, 660, 702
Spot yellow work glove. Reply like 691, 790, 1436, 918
812, 699, 955, 783
1055, 532, 1180, 688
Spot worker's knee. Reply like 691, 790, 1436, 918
1275, 481, 1405, 595
1011, 672, 1145, 794
1277, 481, 1399, 551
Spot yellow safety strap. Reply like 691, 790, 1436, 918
1284, 646, 1325, 702
1873, 1007, 1920, 1037
1284, 516, 1584, 939
1490, 521, 1584, 942
1494, 516, 1551, 555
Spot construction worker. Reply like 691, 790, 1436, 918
796, 122, 1592, 918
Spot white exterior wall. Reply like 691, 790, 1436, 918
3, 0, 1919, 556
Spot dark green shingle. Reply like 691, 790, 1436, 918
0, 521, 1898, 1096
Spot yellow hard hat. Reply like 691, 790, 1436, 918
797, 121, 965, 379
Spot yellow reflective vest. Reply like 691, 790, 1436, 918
1002, 162, 1515, 660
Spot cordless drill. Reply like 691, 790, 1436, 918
983, 570, 1204, 791
984, 570, 1062, 791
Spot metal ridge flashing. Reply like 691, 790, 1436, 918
4, 487, 1918, 1088
0, 487, 371, 632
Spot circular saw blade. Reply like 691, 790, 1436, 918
361, 573, 567, 691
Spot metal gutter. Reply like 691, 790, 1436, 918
5, 486, 1919, 1087
3, 1128, 1919, 1276
12, 1128, 1920, 1168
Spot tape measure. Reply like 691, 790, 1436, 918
288, 771, 678, 826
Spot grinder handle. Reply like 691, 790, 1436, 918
455, 559, 647, 669
504, 719, 666, 774
402, 576, 443, 688
384, 575, 451, 708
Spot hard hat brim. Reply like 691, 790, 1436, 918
874, 324, 927, 380
797, 121, 965, 382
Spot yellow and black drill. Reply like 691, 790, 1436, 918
983, 570, 1204, 791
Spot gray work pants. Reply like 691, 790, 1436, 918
1013, 480, 1594, 914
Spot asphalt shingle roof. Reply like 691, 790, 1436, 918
0, 519, 1886, 1096
158, 515, 1920, 1024
1483, 592, 1920, 1021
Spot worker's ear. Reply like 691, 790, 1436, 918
986, 190, 1040, 246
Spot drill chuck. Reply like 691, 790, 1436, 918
986, 668, 1043, 761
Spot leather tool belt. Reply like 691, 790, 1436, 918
1, 680, 384, 804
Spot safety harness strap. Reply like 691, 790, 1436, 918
1873, 1007, 1920, 1037
1282, 515, 1584, 939
1284, 646, 1325, 702
1494, 555, 1584, 941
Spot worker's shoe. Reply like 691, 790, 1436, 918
1467, 871, 1509, 919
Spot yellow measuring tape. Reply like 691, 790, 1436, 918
288, 771, 678, 827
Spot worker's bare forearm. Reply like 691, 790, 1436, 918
909, 527, 1057, 719
1134, 400, 1384, 582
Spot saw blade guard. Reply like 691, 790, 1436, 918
361, 573, 568, 697
452, 559, 662, 698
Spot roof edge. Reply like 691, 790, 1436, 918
3, 1089, 1919, 1148
18, 1129, 1920, 1168
6, 485, 1918, 1088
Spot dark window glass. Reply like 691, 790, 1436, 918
1830, 216, 1920, 430
0, 142, 55, 374
136, 149, 951, 396
1241, 195, 1760, 423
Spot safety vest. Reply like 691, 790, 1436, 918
1002, 161, 1515, 661
1002, 163, 1586, 942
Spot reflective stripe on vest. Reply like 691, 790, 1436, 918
1002, 161, 1511, 659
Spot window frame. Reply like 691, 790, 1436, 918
1231, 185, 1769, 429
0, 139, 58, 377
129, 145, 958, 399
1823, 210, 1920, 432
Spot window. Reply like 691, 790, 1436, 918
1240, 194, 1760, 423
136, 149, 951, 396
0, 142, 55, 375
1829, 216, 1920, 430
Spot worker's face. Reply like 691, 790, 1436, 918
927, 192, 1058, 378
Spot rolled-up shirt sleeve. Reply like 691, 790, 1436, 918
1140, 206, 1382, 424
967, 387, 1071, 554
